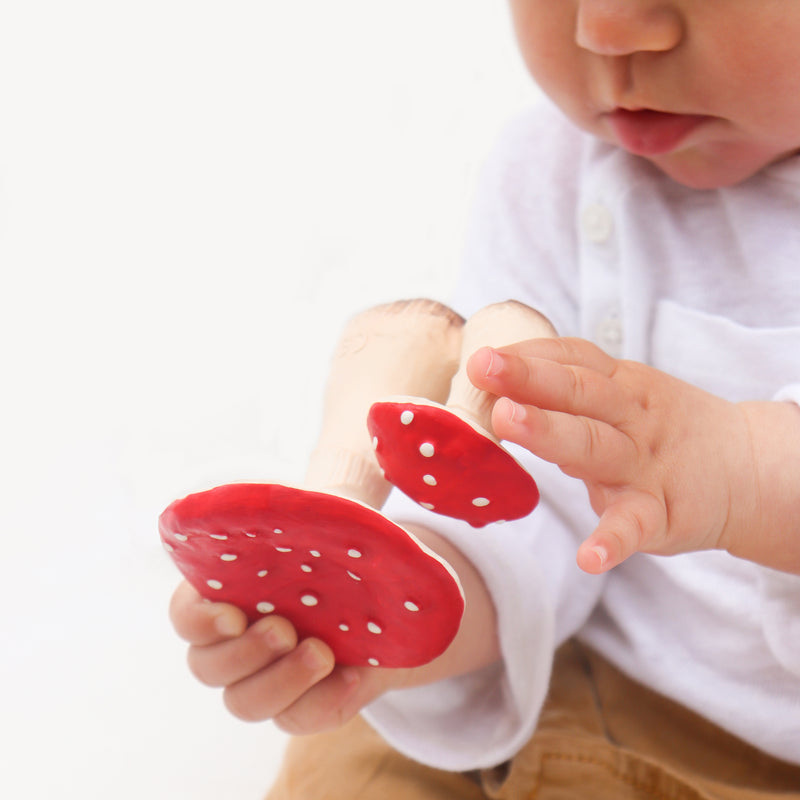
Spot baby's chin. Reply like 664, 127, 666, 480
646, 144, 798, 191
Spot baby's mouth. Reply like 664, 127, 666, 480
606, 108, 710, 156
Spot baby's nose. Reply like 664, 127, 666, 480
575, 0, 684, 56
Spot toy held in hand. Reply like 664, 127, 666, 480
160, 482, 465, 668
159, 299, 554, 666
369, 301, 556, 527
368, 398, 539, 527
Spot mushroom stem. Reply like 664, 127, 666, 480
305, 299, 465, 507
446, 300, 557, 435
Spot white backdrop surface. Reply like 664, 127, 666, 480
0, 3, 536, 798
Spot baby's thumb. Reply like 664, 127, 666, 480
577, 491, 665, 574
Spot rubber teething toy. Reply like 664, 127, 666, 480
159, 482, 464, 667
160, 300, 466, 667
368, 300, 556, 527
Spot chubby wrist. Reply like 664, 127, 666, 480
726, 400, 800, 574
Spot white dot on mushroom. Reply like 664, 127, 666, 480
301, 564, 312, 573
339, 623, 350, 632
220, 553, 238, 562
368, 658, 380, 667
347, 548, 362, 559
367, 622, 382, 634
257, 570, 268, 577
301, 594, 319, 607
206, 579, 223, 590
401, 410, 415, 425
210, 534, 228, 541
419, 442, 435, 458
257, 601, 275, 614
404, 601, 420, 612
273, 528, 283, 535
309, 550, 321, 558
421, 502, 435, 510
423, 474, 437, 486
472, 497, 490, 507
174, 533, 188, 542
347, 570, 362, 581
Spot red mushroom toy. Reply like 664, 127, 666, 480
159, 483, 464, 667
368, 301, 557, 527
160, 300, 467, 667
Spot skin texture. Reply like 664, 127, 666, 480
508, 0, 800, 189
467, 341, 800, 576
169, 0, 800, 734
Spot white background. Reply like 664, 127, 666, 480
0, 3, 536, 798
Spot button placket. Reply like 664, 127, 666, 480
579, 197, 624, 357
581, 203, 614, 244
595, 307, 624, 357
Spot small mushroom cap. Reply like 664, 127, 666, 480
368, 399, 540, 527
159, 483, 464, 667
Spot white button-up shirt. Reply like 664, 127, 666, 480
365, 98, 800, 772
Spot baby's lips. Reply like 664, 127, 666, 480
367, 399, 540, 527
159, 482, 465, 668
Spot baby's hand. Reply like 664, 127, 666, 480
468, 338, 800, 574
169, 581, 395, 734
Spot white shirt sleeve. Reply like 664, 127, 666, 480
363, 452, 606, 770
759, 567, 800, 679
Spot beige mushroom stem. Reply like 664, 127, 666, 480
446, 300, 557, 435
305, 299, 465, 508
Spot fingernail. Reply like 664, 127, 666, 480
591, 545, 609, 568
485, 348, 505, 377
264, 621, 293, 653
499, 397, 526, 425
340, 667, 361, 689
214, 612, 241, 637
301, 641, 332, 674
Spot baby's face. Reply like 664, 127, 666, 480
509, 0, 800, 188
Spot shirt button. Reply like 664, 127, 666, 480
581, 203, 614, 243
596, 312, 623, 356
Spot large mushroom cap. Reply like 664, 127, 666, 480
368, 399, 540, 527
159, 483, 464, 667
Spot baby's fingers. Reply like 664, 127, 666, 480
469, 346, 623, 423
577, 491, 667, 574
492, 398, 636, 482
187, 614, 297, 687
169, 580, 247, 645
223, 638, 336, 723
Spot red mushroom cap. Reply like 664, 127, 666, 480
159, 483, 464, 668
367, 399, 540, 527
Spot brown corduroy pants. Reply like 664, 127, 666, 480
266, 641, 800, 799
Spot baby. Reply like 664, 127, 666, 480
170, 2, 800, 797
